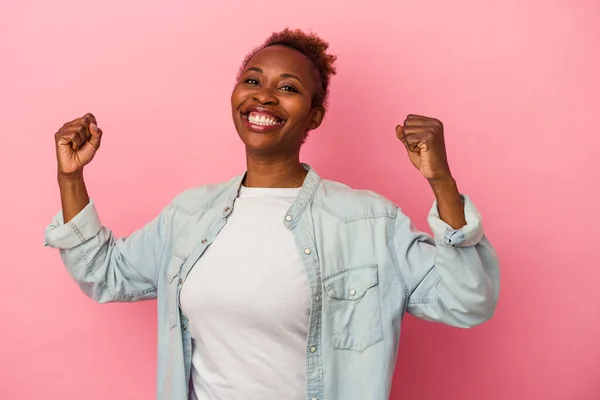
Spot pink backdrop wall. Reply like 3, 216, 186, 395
1, 1, 599, 399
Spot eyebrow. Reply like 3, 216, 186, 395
244, 67, 303, 84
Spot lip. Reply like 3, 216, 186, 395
241, 105, 286, 121
240, 105, 287, 133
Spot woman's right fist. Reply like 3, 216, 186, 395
55, 113, 103, 175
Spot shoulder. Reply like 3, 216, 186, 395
168, 176, 240, 215
313, 179, 399, 221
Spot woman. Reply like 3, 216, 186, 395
45, 29, 499, 400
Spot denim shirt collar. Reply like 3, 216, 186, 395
222, 163, 321, 229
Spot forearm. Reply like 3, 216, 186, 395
396, 195, 499, 328
429, 177, 466, 229
46, 181, 167, 303
58, 172, 90, 223
407, 238, 500, 328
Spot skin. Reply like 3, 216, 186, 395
231, 45, 324, 188
396, 116, 466, 228
54, 113, 101, 223
54, 44, 465, 228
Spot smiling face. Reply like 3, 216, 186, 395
231, 45, 325, 158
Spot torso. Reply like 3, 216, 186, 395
180, 186, 309, 400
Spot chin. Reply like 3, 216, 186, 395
241, 133, 280, 152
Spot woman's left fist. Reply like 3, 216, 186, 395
396, 114, 453, 182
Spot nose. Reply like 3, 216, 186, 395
253, 86, 278, 105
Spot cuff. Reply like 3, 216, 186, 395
427, 194, 484, 247
44, 199, 102, 249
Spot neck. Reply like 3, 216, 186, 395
244, 152, 307, 188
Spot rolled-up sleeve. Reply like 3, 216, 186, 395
44, 200, 103, 249
392, 195, 500, 328
44, 199, 173, 304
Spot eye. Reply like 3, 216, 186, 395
280, 85, 298, 93
244, 78, 259, 85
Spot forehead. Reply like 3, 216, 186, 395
245, 45, 319, 85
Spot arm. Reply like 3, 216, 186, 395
394, 114, 499, 326
45, 192, 173, 304
46, 113, 171, 303
392, 195, 499, 328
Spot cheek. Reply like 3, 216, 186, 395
230, 89, 239, 107
231, 85, 247, 107
282, 98, 312, 123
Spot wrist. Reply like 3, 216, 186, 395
429, 177, 464, 209
429, 177, 466, 229
428, 176, 458, 195
57, 170, 84, 186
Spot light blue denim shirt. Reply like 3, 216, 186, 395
44, 165, 499, 400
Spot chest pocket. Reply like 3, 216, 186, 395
323, 264, 383, 352
166, 256, 185, 329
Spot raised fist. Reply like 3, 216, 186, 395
54, 113, 102, 175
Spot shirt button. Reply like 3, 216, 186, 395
314, 296, 320, 302
224, 207, 230, 213
285, 215, 292, 222
304, 248, 311, 255
178, 278, 183, 285
310, 345, 317, 353
201, 239, 207, 244
311, 397, 318, 400
349, 289, 356, 296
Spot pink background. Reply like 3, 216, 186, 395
1, 0, 599, 399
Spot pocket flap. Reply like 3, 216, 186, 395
324, 264, 379, 300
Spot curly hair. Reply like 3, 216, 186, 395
239, 28, 337, 108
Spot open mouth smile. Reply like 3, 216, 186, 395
241, 107, 286, 132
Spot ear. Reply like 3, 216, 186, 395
308, 105, 325, 131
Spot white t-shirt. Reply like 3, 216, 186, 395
180, 186, 309, 400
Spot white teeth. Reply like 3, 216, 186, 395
247, 113, 282, 126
